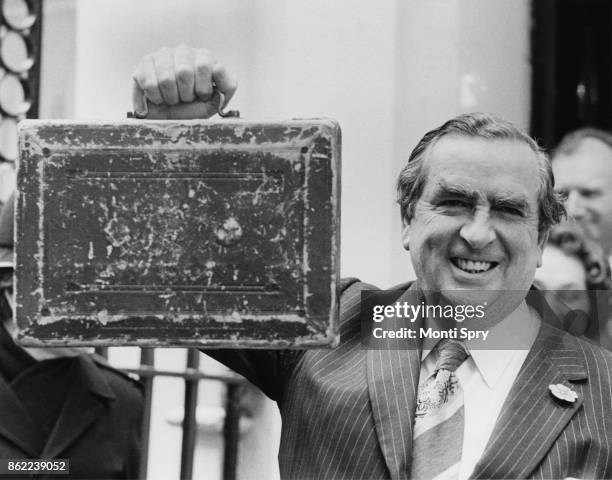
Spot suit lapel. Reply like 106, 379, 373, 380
41, 355, 115, 458
471, 322, 586, 479
366, 284, 422, 480
0, 378, 44, 456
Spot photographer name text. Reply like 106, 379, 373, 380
371, 326, 489, 341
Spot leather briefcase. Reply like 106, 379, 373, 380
15, 119, 340, 347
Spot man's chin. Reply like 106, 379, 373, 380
429, 285, 524, 323
437, 271, 502, 296
436, 288, 497, 306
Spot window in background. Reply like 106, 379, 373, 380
531, 0, 612, 148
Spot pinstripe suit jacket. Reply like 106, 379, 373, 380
209, 280, 612, 479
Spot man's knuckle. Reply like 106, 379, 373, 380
175, 67, 192, 83
195, 61, 212, 76
195, 84, 212, 98
142, 81, 158, 94
157, 74, 174, 89
212, 61, 223, 74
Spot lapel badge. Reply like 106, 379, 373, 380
549, 384, 578, 403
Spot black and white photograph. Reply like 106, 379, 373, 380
0, 1, 611, 479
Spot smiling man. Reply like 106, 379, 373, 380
398, 122, 553, 319
132, 46, 612, 480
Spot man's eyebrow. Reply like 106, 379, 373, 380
488, 192, 530, 212
432, 180, 480, 202
433, 180, 532, 211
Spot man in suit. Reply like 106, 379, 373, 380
132, 46, 612, 479
0, 193, 144, 479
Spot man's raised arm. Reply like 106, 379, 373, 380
131, 46, 300, 401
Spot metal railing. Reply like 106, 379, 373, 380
95, 346, 248, 480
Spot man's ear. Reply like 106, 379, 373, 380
536, 230, 549, 268
401, 216, 411, 251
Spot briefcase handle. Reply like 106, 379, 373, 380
127, 89, 239, 120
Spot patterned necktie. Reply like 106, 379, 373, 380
410, 339, 470, 480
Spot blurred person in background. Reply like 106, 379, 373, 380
534, 221, 612, 348
0, 192, 144, 479
552, 128, 612, 256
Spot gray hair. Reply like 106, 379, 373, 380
396, 112, 566, 238
553, 127, 612, 158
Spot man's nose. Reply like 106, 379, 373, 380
459, 208, 495, 249
565, 190, 588, 220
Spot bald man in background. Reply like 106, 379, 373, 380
553, 129, 612, 253
552, 129, 612, 347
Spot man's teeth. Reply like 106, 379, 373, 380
455, 258, 494, 273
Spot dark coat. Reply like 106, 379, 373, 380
0, 352, 143, 479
